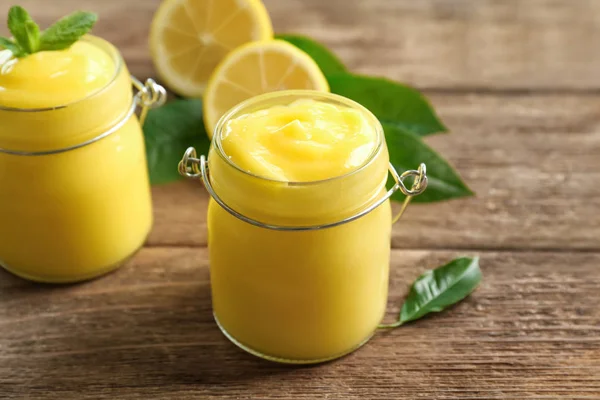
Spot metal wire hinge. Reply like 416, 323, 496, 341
131, 76, 167, 126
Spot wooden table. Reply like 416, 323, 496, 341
2, 1, 599, 398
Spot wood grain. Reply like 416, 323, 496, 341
3, 0, 600, 90
1, 0, 599, 399
1, 248, 599, 399
149, 92, 600, 251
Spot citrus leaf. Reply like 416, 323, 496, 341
328, 73, 446, 136
39, 11, 97, 51
143, 99, 211, 185
276, 34, 346, 75
384, 123, 473, 203
400, 257, 482, 323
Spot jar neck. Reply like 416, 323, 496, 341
207, 142, 390, 227
207, 90, 390, 227
0, 37, 132, 154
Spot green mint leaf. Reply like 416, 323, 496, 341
276, 34, 346, 75
39, 11, 97, 51
399, 257, 481, 324
328, 73, 447, 136
384, 123, 473, 202
143, 99, 211, 185
0, 36, 22, 56
23, 20, 40, 54
7, 6, 39, 54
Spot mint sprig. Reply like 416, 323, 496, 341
7, 6, 37, 54
0, 6, 97, 57
39, 11, 98, 51
0, 36, 21, 57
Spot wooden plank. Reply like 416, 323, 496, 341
3, 0, 600, 90
149, 92, 600, 251
1, 248, 598, 399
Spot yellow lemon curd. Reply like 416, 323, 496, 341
0, 41, 114, 108
208, 93, 392, 362
220, 99, 377, 182
0, 37, 152, 283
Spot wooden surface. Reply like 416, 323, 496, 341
1, 0, 599, 399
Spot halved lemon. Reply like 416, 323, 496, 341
203, 40, 330, 137
150, 0, 273, 97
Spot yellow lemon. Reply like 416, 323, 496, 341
203, 40, 329, 137
150, 0, 273, 97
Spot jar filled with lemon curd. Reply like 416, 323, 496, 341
180, 91, 427, 363
0, 36, 165, 283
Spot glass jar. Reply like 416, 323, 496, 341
0, 36, 165, 283
179, 91, 427, 363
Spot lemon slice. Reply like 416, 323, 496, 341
150, 0, 273, 97
203, 40, 330, 137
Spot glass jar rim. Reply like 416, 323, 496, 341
212, 90, 385, 186
0, 35, 124, 113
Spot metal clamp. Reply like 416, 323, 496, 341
179, 147, 427, 231
131, 77, 167, 126
0, 76, 166, 156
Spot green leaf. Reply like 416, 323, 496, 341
7, 6, 39, 54
39, 11, 97, 51
23, 20, 40, 54
0, 37, 22, 56
385, 123, 473, 203
143, 99, 211, 185
276, 34, 346, 75
328, 73, 446, 136
400, 257, 482, 324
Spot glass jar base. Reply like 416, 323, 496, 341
0, 235, 148, 284
214, 313, 374, 365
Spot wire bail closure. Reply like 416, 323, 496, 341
179, 147, 428, 231
131, 76, 167, 126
